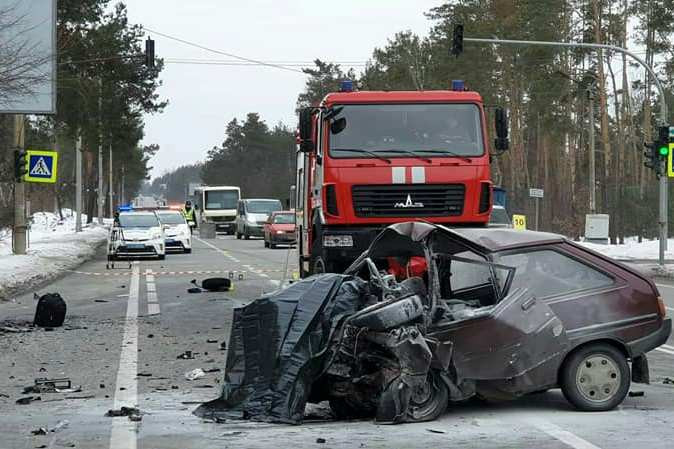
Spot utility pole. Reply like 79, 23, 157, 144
120, 166, 125, 205
109, 142, 113, 217
12, 115, 26, 255
459, 34, 669, 265
75, 134, 83, 232
97, 78, 104, 224
588, 83, 596, 214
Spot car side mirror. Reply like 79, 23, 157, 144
494, 107, 509, 152
299, 107, 314, 153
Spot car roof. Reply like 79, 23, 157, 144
449, 227, 565, 253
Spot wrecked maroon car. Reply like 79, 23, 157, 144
199, 222, 671, 424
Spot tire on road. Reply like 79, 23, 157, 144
404, 371, 449, 423
158, 254, 166, 260
560, 343, 630, 411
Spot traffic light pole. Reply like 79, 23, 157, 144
13, 115, 26, 255
463, 36, 669, 265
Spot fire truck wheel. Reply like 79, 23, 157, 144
312, 256, 327, 274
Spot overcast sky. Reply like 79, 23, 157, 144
123, 0, 444, 179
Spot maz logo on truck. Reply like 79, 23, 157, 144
395, 194, 425, 208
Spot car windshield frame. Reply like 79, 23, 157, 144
205, 190, 239, 210
273, 214, 295, 224
327, 103, 485, 159
118, 214, 159, 228
247, 200, 282, 214
156, 212, 186, 225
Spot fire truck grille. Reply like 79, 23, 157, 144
352, 184, 465, 218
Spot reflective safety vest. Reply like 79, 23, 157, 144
183, 207, 195, 221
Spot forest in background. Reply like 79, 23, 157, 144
156, 0, 674, 241
0, 0, 164, 228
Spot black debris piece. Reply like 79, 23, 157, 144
34, 293, 66, 328
31, 428, 48, 435
219, 341, 227, 350
628, 391, 645, 397
147, 334, 154, 338
137, 372, 152, 377
204, 368, 221, 373
663, 377, 674, 385
105, 406, 142, 422
426, 429, 446, 434
16, 396, 41, 405
201, 278, 232, 292
207, 339, 218, 344
316, 438, 326, 444
187, 287, 202, 294
177, 351, 195, 360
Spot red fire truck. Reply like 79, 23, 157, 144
295, 80, 509, 276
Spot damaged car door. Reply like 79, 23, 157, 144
429, 253, 570, 398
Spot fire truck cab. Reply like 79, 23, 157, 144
295, 81, 508, 276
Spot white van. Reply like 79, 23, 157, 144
235, 199, 283, 239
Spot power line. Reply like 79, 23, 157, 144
143, 27, 306, 74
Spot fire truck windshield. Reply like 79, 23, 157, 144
328, 103, 484, 158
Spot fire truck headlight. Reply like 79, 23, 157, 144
323, 235, 353, 248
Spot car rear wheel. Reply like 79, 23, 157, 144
560, 343, 629, 411
244, 227, 250, 240
158, 254, 165, 260
236, 231, 242, 240
184, 248, 192, 254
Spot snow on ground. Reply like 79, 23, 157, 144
0, 210, 109, 300
578, 236, 674, 261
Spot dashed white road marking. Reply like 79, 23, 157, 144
529, 418, 601, 449
109, 262, 140, 449
195, 236, 283, 286
146, 268, 160, 316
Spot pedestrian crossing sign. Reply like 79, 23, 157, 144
24, 150, 58, 183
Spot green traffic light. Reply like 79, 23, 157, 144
659, 146, 669, 156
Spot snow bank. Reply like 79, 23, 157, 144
578, 237, 674, 261
0, 210, 108, 300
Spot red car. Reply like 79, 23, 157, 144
264, 211, 296, 248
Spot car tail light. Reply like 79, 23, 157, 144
479, 182, 491, 214
325, 184, 339, 216
657, 296, 667, 317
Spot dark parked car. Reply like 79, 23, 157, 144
202, 222, 671, 425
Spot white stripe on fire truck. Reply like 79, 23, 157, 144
411, 166, 425, 184
392, 167, 405, 184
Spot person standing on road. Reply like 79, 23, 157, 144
182, 201, 197, 232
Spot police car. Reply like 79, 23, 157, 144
156, 209, 192, 253
108, 211, 166, 260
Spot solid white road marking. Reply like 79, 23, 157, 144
529, 418, 601, 449
146, 268, 159, 316
662, 344, 674, 350
109, 262, 140, 449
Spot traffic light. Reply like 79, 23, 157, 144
145, 37, 155, 68
657, 125, 669, 159
451, 24, 464, 57
14, 150, 27, 181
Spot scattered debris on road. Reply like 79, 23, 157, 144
188, 278, 232, 293
185, 368, 206, 381
177, 350, 196, 360
664, 377, 674, 385
105, 406, 143, 422
629, 391, 645, 397
426, 428, 446, 434
31, 428, 48, 435
33, 293, 67, 328
16, 396, 41, 405
23, 378, 80, 394
316, 438, 326, 444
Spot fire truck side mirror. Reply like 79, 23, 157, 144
494, 107, 509, 152
299, 108, 314, 152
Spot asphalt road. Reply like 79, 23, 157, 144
1, 234, 674, 449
